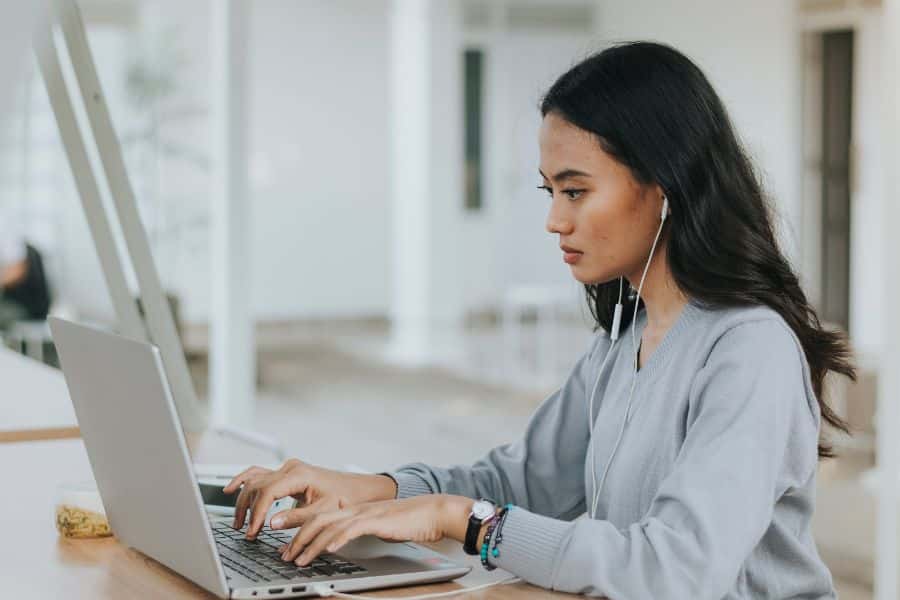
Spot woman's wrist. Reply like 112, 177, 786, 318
438, 495, 504, 554
366, 473, 399, 502
438, 495, 475, 544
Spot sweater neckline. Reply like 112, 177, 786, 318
628, 296, 704, 380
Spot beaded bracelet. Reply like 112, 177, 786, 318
480, 503, 514, 571
479, 515, 500, 571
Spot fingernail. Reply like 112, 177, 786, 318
271, 516, 283, 528
326, 543, 336, 552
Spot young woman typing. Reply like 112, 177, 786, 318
224, 42, 855, 599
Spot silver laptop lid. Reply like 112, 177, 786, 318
49, 317, 229, 598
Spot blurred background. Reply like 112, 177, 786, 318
1, 1, 898, 598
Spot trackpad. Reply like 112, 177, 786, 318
338, 536, 440, 575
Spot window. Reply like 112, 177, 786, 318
463, 48, 484, 211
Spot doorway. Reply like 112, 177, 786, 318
820, 29, 854, 332
801, 28, 855, 333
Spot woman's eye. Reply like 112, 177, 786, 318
535, 185, 584, 200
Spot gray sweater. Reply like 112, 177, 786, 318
388, 298, 836, 599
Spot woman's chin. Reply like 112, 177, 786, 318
570, 267, 615, 286
569, 268, 597, 285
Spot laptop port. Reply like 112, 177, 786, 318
291, 586, 306, 593
268, 588, 284, 594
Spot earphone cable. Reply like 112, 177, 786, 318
589, 199, 668, 518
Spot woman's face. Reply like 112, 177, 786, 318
539, 112, 665, 286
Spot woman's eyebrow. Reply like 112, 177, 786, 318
538, 168, 592, 183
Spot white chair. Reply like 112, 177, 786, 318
4, 319, 54, 364
501, 284, 577, 387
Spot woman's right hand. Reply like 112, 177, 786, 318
223, 459, 399, 539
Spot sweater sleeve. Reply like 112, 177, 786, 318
386, 332, 607, 520
481, 319, 821, 599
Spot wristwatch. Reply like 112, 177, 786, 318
463, 499, 497, 555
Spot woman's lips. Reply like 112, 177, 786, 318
563, 251, 582, 264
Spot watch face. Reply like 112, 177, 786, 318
472, 500, 495, 520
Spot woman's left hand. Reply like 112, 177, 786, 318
277, 494, 472, 566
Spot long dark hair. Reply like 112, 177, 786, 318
540, 41, 855, 458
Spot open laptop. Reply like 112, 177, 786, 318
48, 317, 470, 599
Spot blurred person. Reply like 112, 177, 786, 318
0, 225, 51, 329
223, 42, 854, 599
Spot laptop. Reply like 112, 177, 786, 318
48, 317, 470, 599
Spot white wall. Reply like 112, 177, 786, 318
593, 0, 803, 262
245, 0, 391, 321
51, 0, 809, 329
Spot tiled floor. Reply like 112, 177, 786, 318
187, 322, 876, 598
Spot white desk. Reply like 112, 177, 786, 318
0, 346, 79, 442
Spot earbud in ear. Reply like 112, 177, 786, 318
660, 196, 669, 222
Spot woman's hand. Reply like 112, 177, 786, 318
276, 494, 474, 566
223, 459, 398, 538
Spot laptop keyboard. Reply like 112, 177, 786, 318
211, 520, 368, 583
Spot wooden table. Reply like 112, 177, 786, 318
0, 346, 79, 442
0, 438, 577, 598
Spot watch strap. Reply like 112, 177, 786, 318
463, 500, 497, 555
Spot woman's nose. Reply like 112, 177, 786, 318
546, 202, 573, 235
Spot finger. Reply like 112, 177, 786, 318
233, 485, 258, 529
246, 489, 277, 538
223, 467, 253, 494
246, 474, 304, 537
296, 522, 352, 566
282, 511, 349, 562
223, 466, 267, 494
270, 498, 336, 530
233, 481, 261, 529
325, 519, 368, 554
229, 468, 269, 528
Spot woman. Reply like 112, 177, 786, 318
224, 42, 855, 599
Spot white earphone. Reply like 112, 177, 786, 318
586, 195, 668, 519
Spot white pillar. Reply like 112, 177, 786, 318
209, 0, 255, 426
387, 0, 465, 366
875, 1, 900, 598
0, 1, 37, 120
